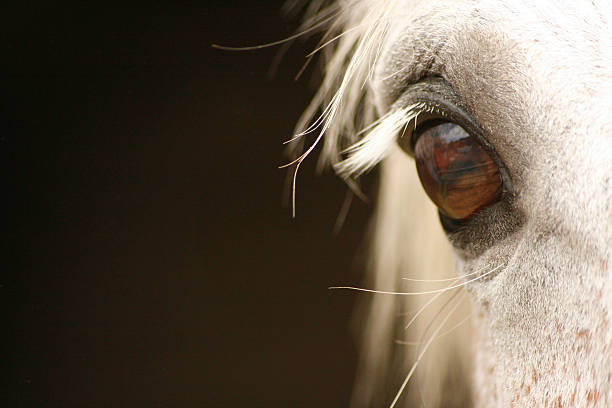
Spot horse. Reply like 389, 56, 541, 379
287, 0, 612, 406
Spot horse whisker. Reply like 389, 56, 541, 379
396, 311, 473, 347
388, 291, 466, 408
401, 264, 492, 283
329, 264, 502, 296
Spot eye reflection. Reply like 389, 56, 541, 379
413, 121, 502, 220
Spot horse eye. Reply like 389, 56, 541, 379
412, 121, 503, 220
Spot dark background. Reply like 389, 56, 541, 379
4, 1, 374, 407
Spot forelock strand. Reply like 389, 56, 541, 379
289, 0, 410, 176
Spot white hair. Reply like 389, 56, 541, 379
289, 1, 472, 407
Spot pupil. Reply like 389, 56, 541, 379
413, 122, 502, 220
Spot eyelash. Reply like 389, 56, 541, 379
395, 99, 512, 231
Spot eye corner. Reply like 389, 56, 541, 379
396, 110, 448, 156
438, 210, 469, 234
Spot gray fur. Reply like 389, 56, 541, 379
295, 0, 612, 406
374, 1, 612, 406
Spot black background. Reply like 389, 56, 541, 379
4, 1, 374, 407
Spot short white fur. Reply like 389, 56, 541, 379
291, 0, 612, 407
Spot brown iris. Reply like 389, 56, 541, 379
413, 121, 502, 220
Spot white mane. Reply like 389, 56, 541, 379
291, 1, 471, 406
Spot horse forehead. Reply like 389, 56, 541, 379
380, 0, 612, 103
378, 0, 612, 156
385, 0, 612, 38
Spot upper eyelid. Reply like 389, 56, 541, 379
393, 77, 493, 156
393, 85, 516, 196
